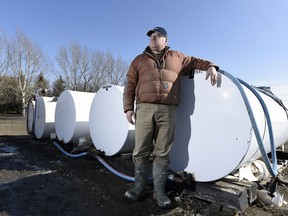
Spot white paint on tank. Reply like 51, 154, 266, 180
34, 97, 56, 139
27, 100, 35, 133
170, 73, 288, 182
89, 85, 135, 156
55, 90, 95, 143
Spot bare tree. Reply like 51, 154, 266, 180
108, 55, 128, 85
8, 29, 48, 116
56, 42, 80, 91
89, 50, 110, 92
56, 41, 129, 93
56, 42, 105, 92
0, 30, 9, 76
78, 47, 98, 92
90, 51, 128, 91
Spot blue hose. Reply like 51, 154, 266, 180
53, 141, 88, 158
93, 155, 135, 182
52, 141, 137, 181
237, 78, 277, 176
218, 70, 277, 176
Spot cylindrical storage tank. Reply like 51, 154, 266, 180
237, 85, 288, 167
169, 72, 288, 182
269, 85, 288, 108
34, 97, 56, 139
26, 98, 35, 134
89, 85, 135, 156
55, 90, 95, 143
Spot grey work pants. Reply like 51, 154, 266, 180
133, 103, 176, 166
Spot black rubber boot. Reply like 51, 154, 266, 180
124, 164, 149, 201
153, 163, 171, 208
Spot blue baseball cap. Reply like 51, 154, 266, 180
147, 27, 168, 38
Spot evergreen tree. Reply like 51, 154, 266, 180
0, 76, 21, 113
34, 73, 50, 96
52, 75, 66, 97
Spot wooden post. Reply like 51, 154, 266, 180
182, 179, 257, 211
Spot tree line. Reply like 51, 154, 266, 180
0, 29, 129, 115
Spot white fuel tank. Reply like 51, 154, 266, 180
89, 85, 135, 156
169, 72, 288, 182
34, 97, 56, 139
26, 99, 35, 134
55, 90, 95, 143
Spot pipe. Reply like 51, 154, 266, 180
92, 155, 135, 182
52, 141, 137, 181
53, 141, 88, 158
238, 78, 277, 176
218, 70, 277, 177
52, 141, 187, 183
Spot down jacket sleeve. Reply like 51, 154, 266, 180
123, 59, 138, 113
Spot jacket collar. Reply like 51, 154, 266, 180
144, 46, 170, 59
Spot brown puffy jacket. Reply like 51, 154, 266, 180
123, 46, 218, 113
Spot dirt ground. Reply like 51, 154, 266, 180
1, 115, 288, 216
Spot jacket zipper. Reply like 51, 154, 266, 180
146, 52, 164, 102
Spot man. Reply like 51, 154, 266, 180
123, 27, 219, 208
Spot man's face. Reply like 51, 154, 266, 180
149, 32, 167, 53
